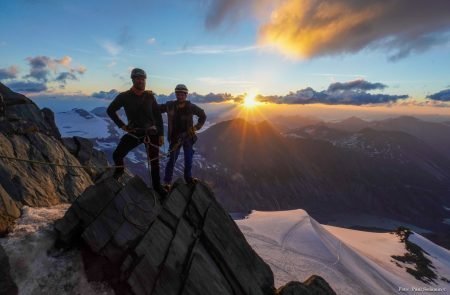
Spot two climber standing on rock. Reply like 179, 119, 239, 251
107, 68, 206, 194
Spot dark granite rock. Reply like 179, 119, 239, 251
62, 136, 109, 180
0, 83, 106, 235
0, 132, 93, 207
0, 83, 60, 138
276, 276, 336, 295
0, 244, 18, 295
41, 107, 61, 139
55, 177, 282, 294
0, 184, 21, 236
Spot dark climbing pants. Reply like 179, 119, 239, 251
113, 133, 161, 188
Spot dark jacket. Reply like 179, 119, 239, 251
107, 90, 164, 136
159, 101, 206, 142
0, 94, 4, 116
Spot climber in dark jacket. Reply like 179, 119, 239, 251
107, 68, 166, 195
160, 84, 206, 189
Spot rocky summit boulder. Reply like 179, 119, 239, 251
55, 176, 336, 295
55, 177, 275, 294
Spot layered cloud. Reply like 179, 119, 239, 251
156, 92, 234, 103
4, 55, 86, 93
91, 89, 120, 100
255, 80, 408, 105
427, 89, 450, 102
55, 72, 78, 84
6, 81, 47, 93
327, 80, 386, 92
205, 0, 450, 59
152, 80, 407, 105
0, 66, 19, 80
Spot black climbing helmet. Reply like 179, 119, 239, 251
131, 68, 147, 79
175, 84, 188, 94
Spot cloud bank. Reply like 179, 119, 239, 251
256, 80, 407, 105
6, 81, 48, 93
205, 0, 450, 60
91, 89, 120, 100
154, 80, 407, 105
3, 55, 86, 93
427, 89, 450, 102
0, 66, 19, 80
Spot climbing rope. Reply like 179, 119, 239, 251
0, 130, 195, 229
0, 154, 123, 169
0, 131, 193, 169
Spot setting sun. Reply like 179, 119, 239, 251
243, 90, 259, 108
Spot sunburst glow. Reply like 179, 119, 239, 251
243, 90, 259, 108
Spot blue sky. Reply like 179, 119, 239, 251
1, 0, 450, 115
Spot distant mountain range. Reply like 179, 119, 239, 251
194, 119, 450, 235
53, 107, 450, 241
280, 115, 450, 160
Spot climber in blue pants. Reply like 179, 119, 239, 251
160, 84, 206, 190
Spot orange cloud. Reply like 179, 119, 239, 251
206, 0, 450, 60
259, 1, 384, 58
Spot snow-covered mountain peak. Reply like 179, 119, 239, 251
237, 210, 450, 294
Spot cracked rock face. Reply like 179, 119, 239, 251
55, 177, 276, 295
62, 136, 109, 181
0, 83, 94, 236
55, 177, 336, 295
0, 131, 93, 235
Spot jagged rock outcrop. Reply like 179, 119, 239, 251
62, 136, 109, 180
276, 276, 336, 295
41, 107, 62, 138
0, 184, 21, 236
0, 83, 96, 235
0, 131, 94, 235
55, 177, 274, 294
55, 177, 336, 295
0, 244, 18, 295
0, 83, 60, 139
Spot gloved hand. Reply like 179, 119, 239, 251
121, 125, 133, 132
158, 136, 164, 146
188, 126, 197, 138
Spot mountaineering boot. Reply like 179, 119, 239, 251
113, 170, 124, 181
185, 177, 199, 185
162, 183, 171, 192
154, 185, 168, 198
